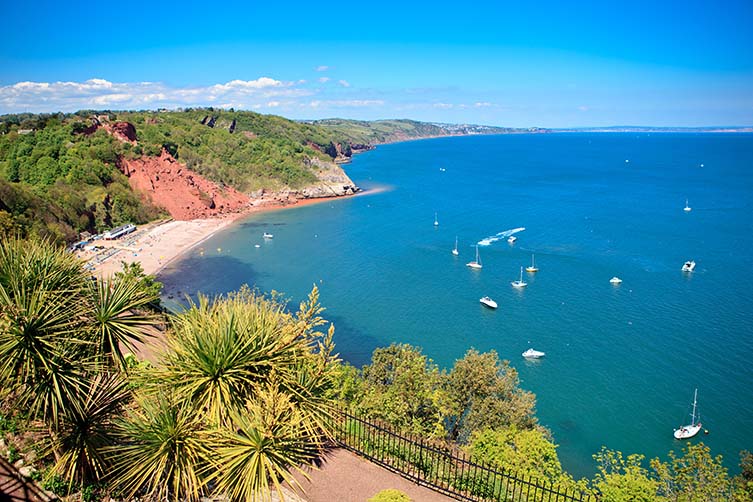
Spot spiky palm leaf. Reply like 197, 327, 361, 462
89, 275, 159, 371
153, 290, 300, 426
108, 394, 214, 502
45, 372, 131, 487
212, 385, 324, 502
0, 237, 92, 426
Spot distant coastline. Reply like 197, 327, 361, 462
550, 125, 753, 133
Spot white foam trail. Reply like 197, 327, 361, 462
477, 227, 525, 246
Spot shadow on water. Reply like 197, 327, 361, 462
156, 253, 380, 367
158, 253, 263, 300
320, 312, 383, 368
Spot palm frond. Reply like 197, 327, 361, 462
107, 394, 214, 502
89, 275, 159, 371
212, 386, 323, 502
44, 372, 131, 487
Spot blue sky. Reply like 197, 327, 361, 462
1, 0, 752, 127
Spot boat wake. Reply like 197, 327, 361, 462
477, 227, 525, 246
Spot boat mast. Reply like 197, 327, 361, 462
691, 388, 698, 425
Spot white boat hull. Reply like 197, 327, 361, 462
674, 423, 702, 439
467, 262, 482, 269
479, 297, 497, 309
522, 349, 545, 359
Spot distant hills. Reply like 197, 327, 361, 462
307, 118, 540, 145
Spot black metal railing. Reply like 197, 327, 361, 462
330, 410, 593, 502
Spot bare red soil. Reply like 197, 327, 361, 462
119, 150, 250, 220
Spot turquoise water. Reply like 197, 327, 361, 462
159, 133, 753, 477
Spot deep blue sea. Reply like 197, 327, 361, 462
159, 133, 753, 478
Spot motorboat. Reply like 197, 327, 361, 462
682, 260, 696, 272
525, 254, 539, 273
522, 348, 545, 359
467, 245, 482, 269
263, 232, 274, 239
508, 235, 517, 244
479, 296, 498, 309
511, 266, 527, 288
610, 277, 623, 284
674, 388, 702, 440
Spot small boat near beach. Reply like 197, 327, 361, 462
525, 254, 539, 273
682, 260, 696, 272
452, 236, 459, 256
511, 266, 527, 288
674, 388, 702, 440
610, 276, 623, 284
467, 245, 482, 269
522, 348, 545, 359
434, 213, 439, 226
508, 235, 517, 244
684, 199, 692, 212
263, 232, 274, 239
479, 296, 498, 309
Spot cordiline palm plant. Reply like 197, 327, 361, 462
128, 285, 341, 501
108, 393, 214, 502
212, 383, 325, 502
88, 275, 160, 371
45, 372, 131, 488
0, 237, 92, 427
153, 286, 302, 427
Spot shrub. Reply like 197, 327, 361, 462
368, 488, 412, 502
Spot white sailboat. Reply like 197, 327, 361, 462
434, 213, 439, 226
684, 199, 692, 212
452, 236, 459, 256
674, 388, 702, 439
511, 266, 527, 288
525, 254, 539, 273
466, 245, 482, 269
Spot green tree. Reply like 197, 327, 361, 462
469, 426, 567, 483
445, 349, 537, 442
592, 448, 661, 502
733, 450, 753, 501
360, 343, 446, 438
651, 442, 731, 501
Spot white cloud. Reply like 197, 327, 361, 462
474, 102, 492, 108
315, 65, 330, 72
266, 101, 281, 108
308, 99, 384, 108
318, 77, 330, 83
0, 77, 316, 114
433, 103, 454, 109
338, 80, 351, 88
578, 105, 589, 111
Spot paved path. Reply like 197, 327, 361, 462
294, 448, 456, 502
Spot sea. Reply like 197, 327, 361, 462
159, 133, 753, 478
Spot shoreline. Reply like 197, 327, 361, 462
83, 189, 381, 280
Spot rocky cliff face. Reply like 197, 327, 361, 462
119, 150, 250, 220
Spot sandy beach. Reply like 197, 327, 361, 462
80, 193, 374, 280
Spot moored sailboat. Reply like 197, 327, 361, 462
526, 254, 539, 273
674, 388, 702, 440
466, 245, 482, 269
511, 266, 527, 288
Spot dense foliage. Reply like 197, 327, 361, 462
0, 237, 339, 501
0, 108, 358, 244
328, 344, 752, 500
0, 115, 164, 242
